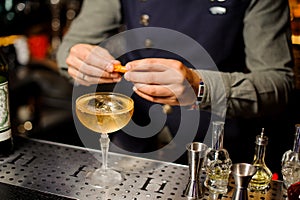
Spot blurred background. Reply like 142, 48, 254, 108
0, 0, 83, 145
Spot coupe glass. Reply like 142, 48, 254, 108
76, 92, 134, 188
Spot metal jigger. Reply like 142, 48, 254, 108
231, 163, 257, 200
184, 142, 208, 199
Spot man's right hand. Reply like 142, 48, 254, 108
66, 44, 122, 86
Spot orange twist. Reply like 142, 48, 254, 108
113, 64, 127, 73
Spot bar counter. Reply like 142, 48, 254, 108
0, 136, 288, 199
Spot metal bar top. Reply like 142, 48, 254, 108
0, 137, 287, 200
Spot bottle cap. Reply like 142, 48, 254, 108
256, 128, 268, 146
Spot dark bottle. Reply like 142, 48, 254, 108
288, 181, 300, 200
0, 47, 14, 156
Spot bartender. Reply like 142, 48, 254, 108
56, 0, 294, 174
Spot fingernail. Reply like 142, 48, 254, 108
125, 64, 132, 70
132, 86, 137, 91
124, 73, 129, 80
105, 62, 114, 72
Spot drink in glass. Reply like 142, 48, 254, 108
76, 92, 134, 188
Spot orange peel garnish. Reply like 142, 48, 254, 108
113, 64, 127, 73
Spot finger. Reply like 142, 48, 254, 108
125, 66, 171, 84
133, 83, 174, 97
70, 44, 116, 72
78, 61, 121, 79
127, 59, 167, 72
68, 67, 121, 85
127, 58, 183, 71
67, 55, 100, 76
133, 82, 195, 106
125, 62, 184, 85
86, 46, 116, 71
78, 72, 122, 84
133, 88, 178, 105
92, 46, 116, 61
67, 52, 122, 79
70, 69, 92, 86
126, 69, 184, 86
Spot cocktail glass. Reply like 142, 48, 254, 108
76, 92, 134, 188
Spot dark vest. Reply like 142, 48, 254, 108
120, 0, 251, 72
113, 0, 252, 136
111, 0, 266, 166
107, 1, 288, 174
116, 0, 252, 134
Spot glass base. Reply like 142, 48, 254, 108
86, 168, 123, 188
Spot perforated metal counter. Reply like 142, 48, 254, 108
0, 137, 287, 200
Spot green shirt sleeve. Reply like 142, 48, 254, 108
197, 0, 294, 118
56, 0, 122, 78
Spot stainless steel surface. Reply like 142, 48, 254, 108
231, 163, 257, 200
0, 137, 288, 199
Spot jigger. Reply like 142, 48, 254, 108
184, 142, 208, 199
231, 163, 257, 200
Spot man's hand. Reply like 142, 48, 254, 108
124, 58, 201, 106
66, 44, 122, 86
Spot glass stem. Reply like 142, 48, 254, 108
100, 133, 110, 171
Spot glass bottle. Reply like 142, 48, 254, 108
249, 128, 272, 191
0, 47, 14, 156
281, 124, 300, 189
204, 121, 232, 195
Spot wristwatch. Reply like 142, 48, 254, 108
189, 81, 205, 110
197, 81, 205, 104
